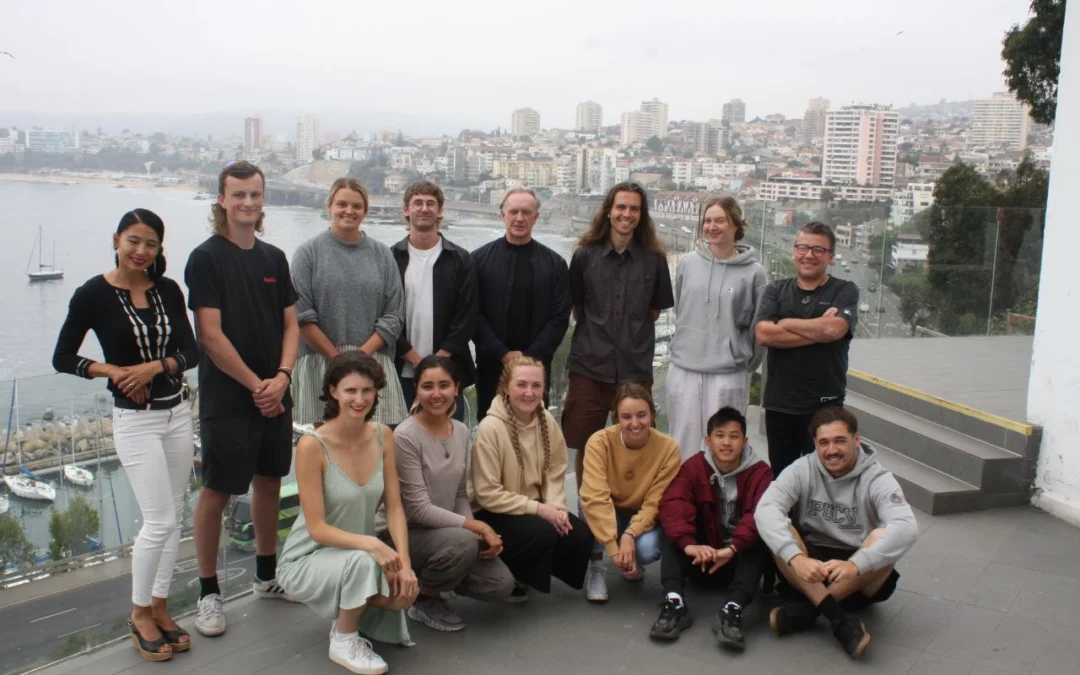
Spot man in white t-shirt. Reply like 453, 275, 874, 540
392, 180, 478, 422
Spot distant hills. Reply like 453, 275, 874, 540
895, 100, 977, 121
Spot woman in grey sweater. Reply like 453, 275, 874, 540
394, 355, 515, 632
291, 178, 407, 426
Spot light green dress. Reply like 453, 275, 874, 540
277, 425, 411, 645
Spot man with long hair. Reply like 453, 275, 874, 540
184, 160, 300, 638
562, 182, 674, 489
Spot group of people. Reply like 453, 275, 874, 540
52, 161, 920, 674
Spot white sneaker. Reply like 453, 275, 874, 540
195, 593, 226, 637
329, 630, 388, 675
585, 559, 609, 603
253, 577, 294, 602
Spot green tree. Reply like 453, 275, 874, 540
866, 231, 898, 276
820, 189, 836, 203
395, 130, 407, 146
646, 135, 664, 153
0, 513, 36, 569
1002, 0, 1065, 125
312, 148, 325, 161
48, 497, 101, 560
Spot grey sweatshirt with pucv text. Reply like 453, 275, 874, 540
754, 443, 919, 574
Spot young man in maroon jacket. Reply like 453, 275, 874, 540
653, 407, 774, 648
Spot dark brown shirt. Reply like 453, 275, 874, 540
568, 239, 674, 383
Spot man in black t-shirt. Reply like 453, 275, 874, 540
753, 222, 858, 476
184, 161, 300, 638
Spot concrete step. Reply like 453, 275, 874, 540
872, 444, 1029, 515
847, 370, 1041, 461
846, 392, 1032, 494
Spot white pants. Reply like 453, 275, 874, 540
112, 401, 193, 606
665, 365, 750, 462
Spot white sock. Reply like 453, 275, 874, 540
666, 592, 684, 606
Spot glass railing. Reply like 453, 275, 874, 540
0, 371, 251, 674
754, 204, 1045, 339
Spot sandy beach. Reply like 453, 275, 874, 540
0, 172, 199, 193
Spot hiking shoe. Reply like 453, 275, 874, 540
585, 560, 608, 603
714, 602, 745, 649
253, 577, 294, 602
504, 581, 530, 604
407, 595, 466, 632
833, 617, 871, 659
649, 597, 692, 640
329, 630, 388, 675
769, 600, 819, 635
195, 593, 226, 637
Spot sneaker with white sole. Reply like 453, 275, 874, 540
253, 576, 294, 601
328, 629, 388, 675
407, 595, 465, 632
585, 559, 608, 603
195, 593, 226, 637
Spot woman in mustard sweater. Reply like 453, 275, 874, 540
471, 356, 595, 597
579, 383, 682, 603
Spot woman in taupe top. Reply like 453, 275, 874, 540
394, 355, 514, 632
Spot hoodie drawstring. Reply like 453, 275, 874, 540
702, 253, 729, 319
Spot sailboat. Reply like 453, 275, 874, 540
26, 225, 63, 282
0, 494, 8, 515
1, 382, 56, 502
63, 408, 94, 487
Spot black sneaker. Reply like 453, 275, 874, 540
649, 598, 693, 640
833, 617, 871, 658
769, 600, 820, 635
505, 581, 530, 604
713, 602, 745, 649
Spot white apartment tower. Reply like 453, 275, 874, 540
575, 101, 603, 133
511, 108, 541, 137
244, 116, 263, 155
969, 92, 1031, 150
800, 98, 830, 145
722, 98, 746, 124
822, 105, 899, 187
296, 115, 321, 163
620, 110, 655, 146
640, 98, 669, 138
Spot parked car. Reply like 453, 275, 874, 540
859, 303, 870, 313
868, 283, 878, 292
877, 305, 886, 313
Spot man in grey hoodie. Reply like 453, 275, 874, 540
754, 406, 918, 659
668, 196, 767, 461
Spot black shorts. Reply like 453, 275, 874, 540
201, 411, 293, 495
803, 542, 900, 610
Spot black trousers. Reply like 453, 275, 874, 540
473, 510, 594, 593
765, 409, 819, 476
659, 535, 765, 608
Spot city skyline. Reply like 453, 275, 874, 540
1, 0, 1035, 135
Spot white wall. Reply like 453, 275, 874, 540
1029, 2, 1080, 525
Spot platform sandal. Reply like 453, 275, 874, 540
127, 616, 172, 662
155, 622, 191, 653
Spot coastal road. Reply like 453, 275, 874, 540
0, 546, 259, 675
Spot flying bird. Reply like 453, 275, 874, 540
0, 51, 14, 59
896, 31, 904, 36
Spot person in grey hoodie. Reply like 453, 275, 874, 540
667, 196, 767, 461
754, 406, 919, 659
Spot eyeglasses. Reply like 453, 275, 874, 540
794, 244, 832, 256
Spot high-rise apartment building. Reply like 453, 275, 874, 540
511, 108, 541, 137
575, 101, 603, 133
722, 99, 746, 124
640, 98, 669, 138
822, 105, 899, 187
969, 92, 1031, 150
244, 116, 263, 156
296, 115, 321, 163
620, 110, 656, 146
800, 98, 830, 145
575, 146, 617, 194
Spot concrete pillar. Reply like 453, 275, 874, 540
1029, 2, 1080, 524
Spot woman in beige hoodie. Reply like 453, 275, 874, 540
472, 356, 595, 595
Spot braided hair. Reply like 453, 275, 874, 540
497, 356, 552, 499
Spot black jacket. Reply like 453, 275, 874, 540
392, 235, 478, 386
471, 237, 570, 370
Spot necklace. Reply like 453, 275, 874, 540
418, 415, 453, 458
798, 276, 830, 304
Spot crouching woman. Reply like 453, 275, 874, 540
277, 352, 418, 675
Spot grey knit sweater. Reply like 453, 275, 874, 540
291, 229, 404, 358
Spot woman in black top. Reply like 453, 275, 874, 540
53, 209, 199, 662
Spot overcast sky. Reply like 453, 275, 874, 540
1, 0, 1034, 136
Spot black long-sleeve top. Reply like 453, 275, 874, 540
52, 274, 199, 408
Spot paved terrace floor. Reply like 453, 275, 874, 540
849, 336, 1033, 423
